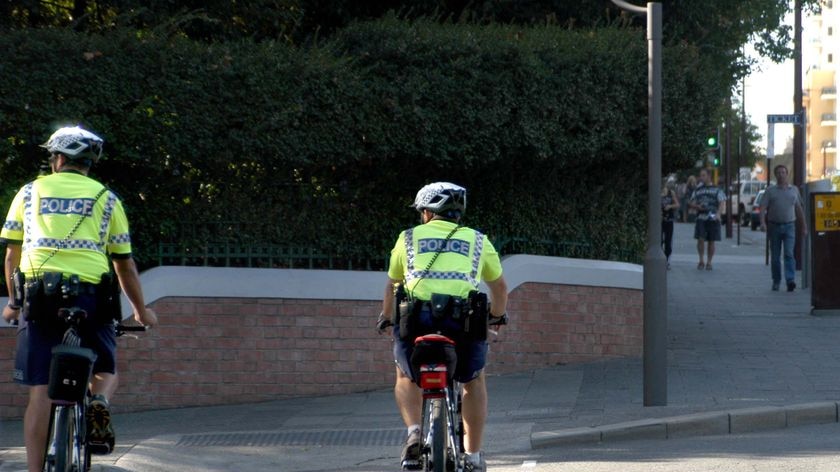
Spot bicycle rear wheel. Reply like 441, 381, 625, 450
53, 405, 77, 472
430, 398, 447, 472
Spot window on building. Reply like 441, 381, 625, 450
830, 27, 834, 36
830, 53, 834, 63
829, 0, 834, 9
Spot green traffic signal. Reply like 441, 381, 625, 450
707, 136, 717, 147
714, 156, 720, 167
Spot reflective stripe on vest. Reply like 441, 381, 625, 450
403, 227, 484, 288
97, 191, 117, 247
21, 182, 34, 245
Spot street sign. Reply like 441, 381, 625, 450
766, 112, 805, 160
814, 194, 840, 232
767, 113, 803, 125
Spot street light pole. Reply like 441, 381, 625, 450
610, 0, 667, 407
793, 0, 804, 272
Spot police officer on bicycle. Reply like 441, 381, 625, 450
1, 126, 158, 472
380, 182, 508, 472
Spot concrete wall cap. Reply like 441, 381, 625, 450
0, 254, 643, 320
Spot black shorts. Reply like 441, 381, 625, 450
14, 294, 117, 386
393, 309, 488, 384
694, 218, 722, 241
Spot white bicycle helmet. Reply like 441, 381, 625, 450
411, 182, 467, 217
40, 126, 104, 163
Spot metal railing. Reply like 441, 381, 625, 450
156, 236, 640, 270
157, 243, 388, 270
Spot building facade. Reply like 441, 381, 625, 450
805, 0, 839, 180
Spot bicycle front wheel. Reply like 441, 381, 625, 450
430, 398, 447, 472
53, 406, 77, 472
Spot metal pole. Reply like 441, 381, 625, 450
793, 0, 804, 187
725, 102, 733, 238
794, 0, 804, 271
738, 77, 745, 245
610, 0, 665, 407
767, 123, 773, 267
644, 2, 667, 407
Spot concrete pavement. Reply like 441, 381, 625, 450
2, 221, 840, 471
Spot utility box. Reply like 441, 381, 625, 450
811, 192, 840, 315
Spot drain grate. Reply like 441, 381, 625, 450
176, 429, 405, 447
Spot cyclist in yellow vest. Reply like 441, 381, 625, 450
1, 126, 157, 472
380, 182, 508, 472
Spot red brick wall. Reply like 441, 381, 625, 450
0, 282, 641, 419
490, 283, 642, 372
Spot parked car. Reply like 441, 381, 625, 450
722, 180, 767, 226
750, 189, 766, 231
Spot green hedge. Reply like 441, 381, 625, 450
0, 18, 724, 272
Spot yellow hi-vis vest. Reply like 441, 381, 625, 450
387, 219, 503, 300
0, 172, 133, 284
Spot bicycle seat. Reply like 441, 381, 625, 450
413, 333, 456, 346
410, 334, 458, 387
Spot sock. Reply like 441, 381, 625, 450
91, 394, 109, 406
465, 451, 481, 464
407, 424, 420, 436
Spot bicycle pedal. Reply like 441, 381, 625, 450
401, 459, 422, 471
88, 441, 113, 455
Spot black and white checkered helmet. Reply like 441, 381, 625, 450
412, 182, 467, 217
40, 126, 104, 163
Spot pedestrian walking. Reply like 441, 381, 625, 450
759, 164, 806, 291
689, 168, 725, 270
661, 179, 680, 269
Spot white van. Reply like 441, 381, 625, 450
721, 180, 767, 225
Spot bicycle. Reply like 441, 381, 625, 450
42, 306, 147, 472
380, 312, 507, 472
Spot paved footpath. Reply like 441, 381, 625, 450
2, 222, 840, 471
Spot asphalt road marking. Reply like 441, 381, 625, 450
522, 461, 537, 468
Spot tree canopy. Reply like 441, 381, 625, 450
0, 0, 810, 277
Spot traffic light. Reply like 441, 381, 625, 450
707, 135, 717, 147
704, 127, 721, 167
706, 128, 720, 150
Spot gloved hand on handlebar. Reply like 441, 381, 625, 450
489, 312, 508, 326
135, 307, 158, 328
488, 312, 508, 336
376, 312, 393, 335
2, 304, 20, 324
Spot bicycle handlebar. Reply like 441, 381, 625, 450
115, 324, 149, 337
488, 313, 508, 326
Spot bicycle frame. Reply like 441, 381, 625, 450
43, 318, 93, 472
414, 335, 464, 472
42, 318, 146, 472
44, 400, 89, 472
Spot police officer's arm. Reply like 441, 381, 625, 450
485, 275, 508, 319
2, 244, 21, 322
112, 257, 158, 327
381, 278, 400, 322
379, 233, 406, 331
